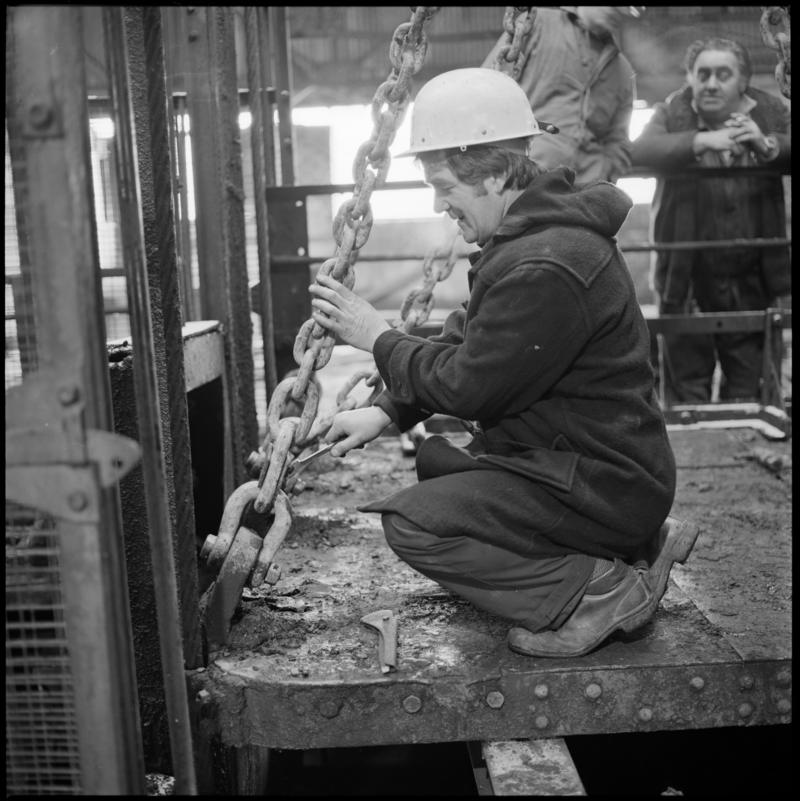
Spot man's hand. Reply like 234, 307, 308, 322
693, 128, 743, 156
324, 406, 392, 457
309, 273, 391, 353
724, 113, 775, 157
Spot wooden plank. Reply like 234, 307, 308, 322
483, 739, 586, 796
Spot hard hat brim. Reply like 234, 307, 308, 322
395, 130, 544, 159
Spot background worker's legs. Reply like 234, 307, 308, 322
382, 512, 595, 634
659, 331, 717, 403
716, 330, 764, 401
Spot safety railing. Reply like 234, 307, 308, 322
257, 162, 791, 440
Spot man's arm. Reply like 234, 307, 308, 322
630, 102, 698, 169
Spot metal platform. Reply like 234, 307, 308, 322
188, 426, 791, 789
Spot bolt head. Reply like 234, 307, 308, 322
585, 682, 602, 700
486, 691, 504, 709
402, 695, 422, 714
776, 698, 791, 715
638, 707, 653, 722
738, 702, 753, 718
319, 700, 341, 719
534, 684, 549, 699
196, 689, 211, 705
690, 676, 705, 691
775, 669, 791, 688
28, 101, 54, 129
534, 715, 549, 729
58, 384, 80, 405
68, 492, 88, 511
739, 675, 755, 691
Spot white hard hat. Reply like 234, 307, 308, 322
396, 68, 544, 157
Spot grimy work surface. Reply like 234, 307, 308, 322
189, 427, 792, 750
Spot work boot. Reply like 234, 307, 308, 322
507, 560, 654, 658
636, 516, 700, 608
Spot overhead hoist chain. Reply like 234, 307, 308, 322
201, 8, 442, 645
252, 5, 442, 517
493, 7, 536, 80
760, 6, 791, 99
396, 6, 538, 335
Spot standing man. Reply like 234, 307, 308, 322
483, 6, 642, 184
309, 68, 695, 658
632, 37, 791, 403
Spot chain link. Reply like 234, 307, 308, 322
249, 6, 441, 519
494, 7, 536, 80
760, 6, 791, 99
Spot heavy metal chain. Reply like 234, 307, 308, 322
253, 6, 441, 516
760, 6, 791, 99
494, 6, 536, 80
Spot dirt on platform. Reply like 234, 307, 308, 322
219, 425, 791, 667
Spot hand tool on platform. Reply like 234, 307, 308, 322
361, 609, 398, 673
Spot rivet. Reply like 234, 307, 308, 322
776, 699, 791, 715
319, 700, 341, 719
739, 675, 755, 690
585, 683, 602, 700
58, 385, 80, 405
196, 689, 211, 705
486, 691, 504, 709
402, 695, 422, 714
28, 101, 54, 130
638, 707, 653, 722
68, 492, 88, 511
775, 670, 791, 688
534, 715, 549, 729
534, 684, 549, 699
738, 703, 753, 718
690, 676, 705, 691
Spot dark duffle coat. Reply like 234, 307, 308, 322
361, 168, 676, 562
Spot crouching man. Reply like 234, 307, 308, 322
309, 67, 696, 657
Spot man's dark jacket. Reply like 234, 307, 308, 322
362, 168, 676, 561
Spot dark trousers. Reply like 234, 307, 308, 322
382, 512, 595, 634
659, 269, 769, 403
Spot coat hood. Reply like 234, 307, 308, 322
490, 167, 632, 246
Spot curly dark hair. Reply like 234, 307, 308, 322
417, 142, 542, 194
683, 37, 752, 84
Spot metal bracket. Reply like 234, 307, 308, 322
5, 367, 142, 519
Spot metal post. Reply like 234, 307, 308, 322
244, 6, 279, 398
6, 6, 145, 793
122, 4, 203, 671
268, 6, 296, 186
179, 5, 258, 491
102, 7, 197, 794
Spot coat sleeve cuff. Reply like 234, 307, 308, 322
372, 391, 429, 433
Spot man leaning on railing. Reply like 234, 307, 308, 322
631, 36, 791, 405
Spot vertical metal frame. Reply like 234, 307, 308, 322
102, 7, 198, 794
5, 6, 145, 794
268, 6, 296, 186
244, 5, 279, 396
171, 6, 258, 492
119, 5, 203, 671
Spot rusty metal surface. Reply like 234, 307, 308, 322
189, 427, 791, 750
482, 739, 586, 796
